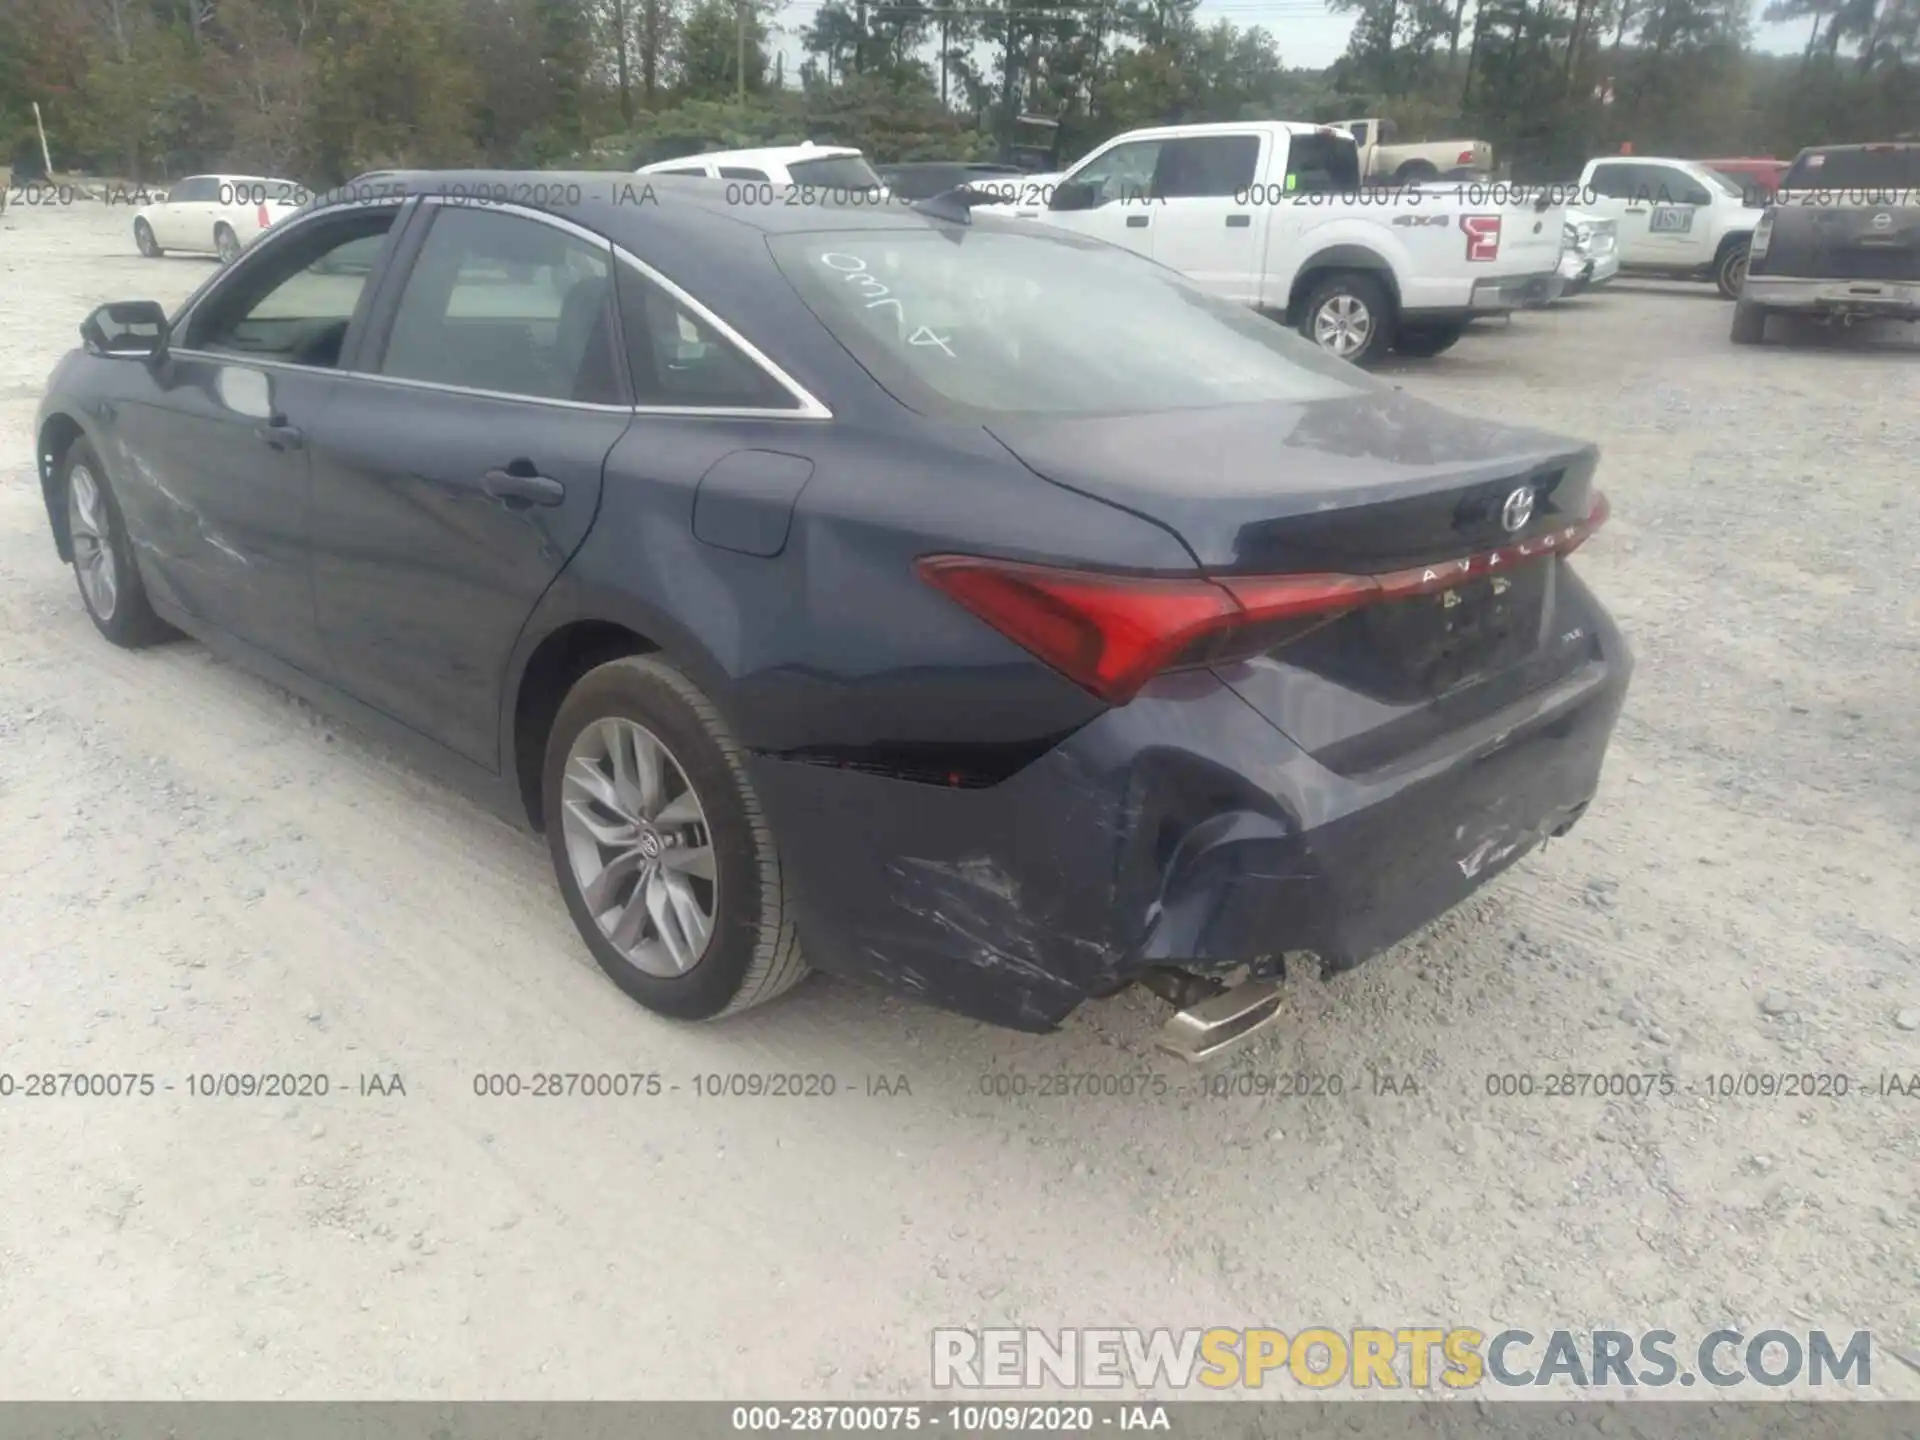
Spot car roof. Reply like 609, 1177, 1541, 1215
639, 143, 864, 171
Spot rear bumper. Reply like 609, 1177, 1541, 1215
1559, 250, 1620, 291
749, 578, 1632, 1033
1743, 273, 1920, 317
1471, 270, 1563, 312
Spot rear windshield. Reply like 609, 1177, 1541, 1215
767, 226, 1371, 418
786, 155, 885, 191
1782, 147, 1920, 191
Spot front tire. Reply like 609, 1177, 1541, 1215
1730, 297, 1770, 345
1299, 272, 1396, 367
544, 655, 808, 1021
134, 219, 162, 257
1715, 239, 1750, 299
215, 223, 241, 265
61, 440, 173, 648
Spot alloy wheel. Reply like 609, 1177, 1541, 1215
135, 221, 158, 257
68, 465, 119, 621
1313, 294, 1372, 359
559, 716, 718, 977
216, 227, 241, 263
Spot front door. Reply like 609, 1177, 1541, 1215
1042, 138, 1164, 259
116, 202, 406, 672
307, 201, 629, 767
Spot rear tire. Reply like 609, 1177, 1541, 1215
1730, 297, 1770, 345
215, 223, 241, 265
1299, 272, 1396, 367
1392, 159, 1439, 185
543, 655, 809, 1021
1715, 239, 1750, 299
1392, 321, 1467, 358
61, 439, 173, 648
134, 219, 161, 257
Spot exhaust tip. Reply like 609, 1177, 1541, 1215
1154, 978, 1287, 1065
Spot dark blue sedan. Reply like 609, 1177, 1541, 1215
34, 172, 1628, 1059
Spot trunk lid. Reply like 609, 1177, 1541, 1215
1763, 202, 1920, 283
987, 392, 1603, 766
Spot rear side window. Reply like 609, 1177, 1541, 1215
1155, 136, 1260, 198
1782, 146, 1920, 190
719, 167, 769, 181
786, 154, 884, 191
170, 177, 218, 203
378, 207, 620, 404
1283, 134, 1361, 194
615, 264, 798, 410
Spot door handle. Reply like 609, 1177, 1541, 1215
1125, 215, 1149, 228
255, 419, 304, 451
1225, 214, 1251, 228
483, 466, 565, 507
1625, 207, 1648, 214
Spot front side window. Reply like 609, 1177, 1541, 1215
1638, 165, 1702, 204
185, 207, 398, 368
378, 206, 618, 404
1283, 134, 1361, 194
171, 177, 218, 204
615, 264, 797, 410
720, 167, 769, 181
1067, 140, 1162, 206
1587, 163, 1636, 200
769, 226, 1371, 419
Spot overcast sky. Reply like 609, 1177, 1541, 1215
765, 0, 1813, 79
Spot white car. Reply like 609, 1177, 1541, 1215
1003, 121, 1565, 366
638, 142, 886, 194
1576, 155, 1766, 298
134, 173, 303, 263
1557, 210, 1620, 295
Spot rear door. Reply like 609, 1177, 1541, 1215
157, 175, 217, 249
306, 200, 631, 767
1146, 133, 1266, 303
1041, 137, 1163, 258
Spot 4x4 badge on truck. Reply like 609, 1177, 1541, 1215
1502, 487, 1535, 533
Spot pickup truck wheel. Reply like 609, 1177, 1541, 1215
1729, 297, 1769, 345
1393, 322, 1467, 358
1300, 273, 1396, 367
1715, 239, 1750, 299
1393, 160, 1439, 184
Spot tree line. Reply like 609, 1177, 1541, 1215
0, 0, 1914, 185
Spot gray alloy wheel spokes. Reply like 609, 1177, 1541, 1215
560, 717, 718, 978
68, 465, 119, 621
1314, 295, 1372, 359
217, 228, 240, 263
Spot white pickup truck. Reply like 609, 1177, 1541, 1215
1574, 154, 1767, 298
993, 121, 1566, 365
1334, 117, 1494, 184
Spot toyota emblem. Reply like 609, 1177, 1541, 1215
1501, 487, 1535, 533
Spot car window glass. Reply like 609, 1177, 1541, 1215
1284, 134, 1360, 194
1588, 164, 1634, 199
187, 209, 398, 368
719, 167, 769, 181
615, 264, 796, 410
379, 207, 619, 404
1071, 141, 1161, 205
786, 155, 884, 190
172, 177, 215, 203
1636, 166, 1695, 203
1155, 136, 1260, 199
657, 166, 709, 177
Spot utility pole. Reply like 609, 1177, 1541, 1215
736, 0, 747, 98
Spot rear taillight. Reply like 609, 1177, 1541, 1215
917, 494, 1609, 705
1458, 148, 1476, 164
257, 202, 272, 228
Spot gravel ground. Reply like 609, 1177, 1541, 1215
1, 200, 1916, 1402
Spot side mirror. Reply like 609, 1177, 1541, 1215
1048, 180, 1097, 212
80, 300, 170, 360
